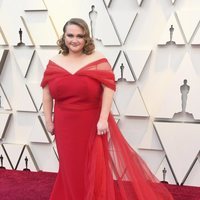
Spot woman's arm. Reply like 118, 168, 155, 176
97, 86, 114, 135
42, 85, 54, 134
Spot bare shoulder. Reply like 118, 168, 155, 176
90, 50, 106, 60
49, 53, 64, 62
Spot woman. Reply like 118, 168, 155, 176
41, 18, 173, 200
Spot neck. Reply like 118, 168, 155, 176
68, 51, 84, 58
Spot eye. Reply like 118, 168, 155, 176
77, 34, 84, 39
66, 34, 73, 38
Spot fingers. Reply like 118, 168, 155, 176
97, 119, 109, 135
47, 128, 54, 135
97, 128, 109, 135
49, 130, 55, 135
46, 123, 55, 135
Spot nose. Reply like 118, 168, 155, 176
72, 36, 79, 43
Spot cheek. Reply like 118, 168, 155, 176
64, 38, 69, 45
81, 40, 86, 46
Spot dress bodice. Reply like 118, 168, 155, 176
49, 73, 103, 110
41, 58, 115, 110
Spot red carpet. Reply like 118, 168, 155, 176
0, 169, 200, 200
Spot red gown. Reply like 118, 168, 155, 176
41, 58, 174, 200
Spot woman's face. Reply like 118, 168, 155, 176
64, 24, 85, 54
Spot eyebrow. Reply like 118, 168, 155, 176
66, 33, 72, 36
66, 33, 85, 36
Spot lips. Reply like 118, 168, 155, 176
70, 43, 79, 47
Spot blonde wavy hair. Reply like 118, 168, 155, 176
57, 18, 95, 55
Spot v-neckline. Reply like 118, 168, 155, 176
49, 58, 107, 75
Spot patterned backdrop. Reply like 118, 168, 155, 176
0, 0, 200, 187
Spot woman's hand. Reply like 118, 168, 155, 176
97, 119, 109, 135
46, 121, 54, 135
